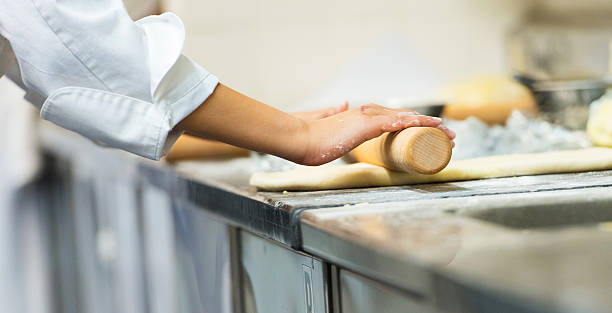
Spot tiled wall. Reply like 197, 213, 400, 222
162, 0, 532, 110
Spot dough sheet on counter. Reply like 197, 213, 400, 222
250, 148, 612, 191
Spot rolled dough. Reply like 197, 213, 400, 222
442, 76, 538, 125
250, 148, 612, 191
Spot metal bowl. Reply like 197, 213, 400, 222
514, 75, 609, 130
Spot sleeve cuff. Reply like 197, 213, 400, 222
41, 71, 218, 161
158, 67, 219, 157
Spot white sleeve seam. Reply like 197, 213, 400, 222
164, 72, 215, 106
154, 109, 171, 159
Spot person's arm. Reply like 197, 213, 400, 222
166, 135, 250, 162
177, 84, 455, 166
166, 102, 350, 161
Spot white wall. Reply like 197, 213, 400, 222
163, 0, 532, 110
124, 0, 160, 19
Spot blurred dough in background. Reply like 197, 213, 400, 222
442, 76, 538, 125
588, 92, 612, 147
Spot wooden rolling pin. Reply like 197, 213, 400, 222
349, 127, 452, 174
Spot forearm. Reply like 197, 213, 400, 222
177, 84, 308, 162
166, 135, 250, 162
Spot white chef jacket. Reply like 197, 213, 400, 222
0, 0, 219, 160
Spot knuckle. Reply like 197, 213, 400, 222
360, 104, 377, 115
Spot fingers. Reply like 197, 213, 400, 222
359, 104, 455, 142
293, 101, 350, 121
320, 101, 349, 118
436, 125, 456, 140
336, 101, 349, 114
379, 113, 442, 132
359, 104, 419, 116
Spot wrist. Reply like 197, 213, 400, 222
283, 117, 311, 164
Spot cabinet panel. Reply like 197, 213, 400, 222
240, 231, 327, 313
340, 270, 438, 313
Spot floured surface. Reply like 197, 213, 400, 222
250, 148, 612, 191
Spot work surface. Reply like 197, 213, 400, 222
173, 159, 612, 313
41, 126, 612, 313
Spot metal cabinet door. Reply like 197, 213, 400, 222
340, 270, 438, 313
240, 231, 328, 313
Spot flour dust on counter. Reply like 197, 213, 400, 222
445, 111, 591, 161
250, 148, 612, 191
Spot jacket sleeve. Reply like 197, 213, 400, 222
0, 0, 218, 160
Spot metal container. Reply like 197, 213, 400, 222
514, 75, 609, 130
404, 103, 445, 117
508, 17, 612, 82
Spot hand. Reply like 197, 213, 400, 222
297, 103, 456, 166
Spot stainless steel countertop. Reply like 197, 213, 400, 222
41, 124, 612, 313
301, 187, 612, 313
